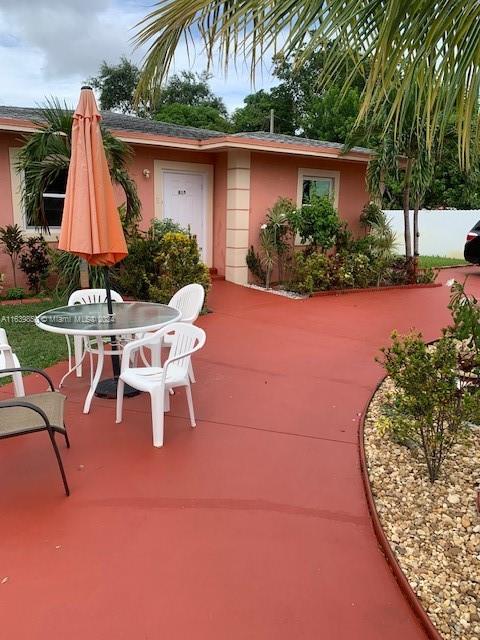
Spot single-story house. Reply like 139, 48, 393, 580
0, 105, 372, 288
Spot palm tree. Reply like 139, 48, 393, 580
134, 1, 480, 167
16, 98, 141, 232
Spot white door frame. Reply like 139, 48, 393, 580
154, 160, 214, 267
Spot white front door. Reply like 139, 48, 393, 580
162, 171, 206, 260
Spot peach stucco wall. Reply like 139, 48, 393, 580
249, 151, 369, 249
0, 129, 370, 288
0, 133, 28, 288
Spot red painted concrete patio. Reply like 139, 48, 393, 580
1, 267, 479, 639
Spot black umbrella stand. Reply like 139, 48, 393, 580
94, 267, 140, 399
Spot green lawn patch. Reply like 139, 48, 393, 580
419, 255, 467, 269
0, 298, 68, 382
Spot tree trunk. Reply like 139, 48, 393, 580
413, 196, 420, 279
10, 256, 16, 288
403, 157, 413, 260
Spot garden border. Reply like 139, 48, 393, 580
312, 282, 442, 297
358, 376, 444, 640
0, 297, 52, 306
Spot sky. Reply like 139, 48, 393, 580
0, 0, 276, 114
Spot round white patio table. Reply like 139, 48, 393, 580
35, 302, 181, 414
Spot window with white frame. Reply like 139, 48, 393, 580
296, 168, 340, 209
301, 175, 334, 204
26, 172, 67, 229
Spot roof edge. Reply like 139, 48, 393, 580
0, 115, 373, 161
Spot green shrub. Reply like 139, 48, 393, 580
336, 252, 375, 289
116, 218, 187, 300
19, 236, 50, 294
378, 332, 473, 482
246, 245, 266, 285
6, 287, 25, 300
447, 280, 480, 359
148, 232, 211, 304
289, 251, 333, 294
287, 194, 340, 252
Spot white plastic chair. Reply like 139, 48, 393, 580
116, 323, 206, 448
141, 284, 205, 382
61, 288, 124, 387
0, 328, 25, 397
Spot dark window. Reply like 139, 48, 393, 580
26, 172, 67, 229
302, 177, 334, 204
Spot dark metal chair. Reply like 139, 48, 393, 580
0, 368, 70, 496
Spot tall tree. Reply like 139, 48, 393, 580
154, 103, 231, 131
134, 1, 480, 167
89, 57, 143, 115
155, 71, 227, 115
231, 87, 295, 134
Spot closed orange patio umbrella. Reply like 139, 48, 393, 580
59, 86, 128, 390
58, 85, 127, 309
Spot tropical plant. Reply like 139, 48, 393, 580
0, 224, 24, 287
19, 236, 50, 294
16, 98, 141, 232
265, 197, 295, 281
135, 1, 480, 167
51, 250, 104, 296
258, 225, 277, 289
246, 246, 266, 285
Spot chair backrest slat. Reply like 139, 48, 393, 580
169, 284, 205, 324
68, 288, 123, 306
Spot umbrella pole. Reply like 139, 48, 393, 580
104, 267, 120, 378
95, 269, 140, 400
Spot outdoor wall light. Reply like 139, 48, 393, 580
143, 169, 151, 179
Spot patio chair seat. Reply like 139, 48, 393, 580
0, 392, 66, 436
120, 364, 186, 392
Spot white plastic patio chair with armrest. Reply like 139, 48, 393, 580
116, 323, 206, 448
139, 284, 205, 383
0, 328, 25, 397
61, 288, 125, 387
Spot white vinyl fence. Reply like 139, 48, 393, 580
384, 209, 480, 258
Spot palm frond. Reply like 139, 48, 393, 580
16, 100, 141, 231
134, 0, 480, 166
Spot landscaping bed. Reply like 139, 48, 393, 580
364, 378, 480, 640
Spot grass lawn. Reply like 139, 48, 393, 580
0, 298, 68, 382
418, 255, 467, 268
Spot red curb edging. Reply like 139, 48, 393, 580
358, 378, 444, 640
311, 282, 442, 297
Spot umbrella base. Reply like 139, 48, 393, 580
95, 377, 141, 399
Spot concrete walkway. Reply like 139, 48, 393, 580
1, 267, 478, 639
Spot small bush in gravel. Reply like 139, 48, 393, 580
447, 280, 480, 370
378, 332, 473, 482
